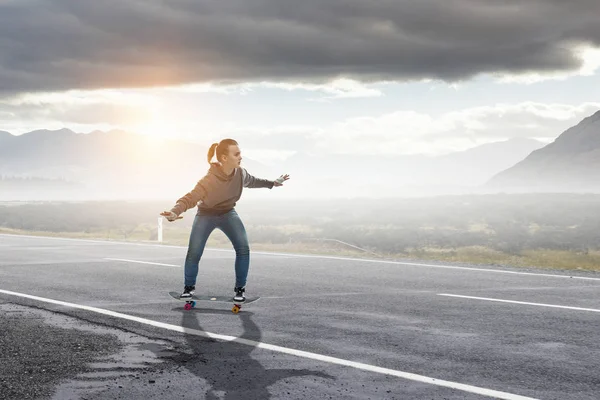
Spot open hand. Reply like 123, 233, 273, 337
160, 211, 183, 222
273, 174, 290, 187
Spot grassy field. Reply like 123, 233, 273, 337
2, 226, 600, 272
2, 194, 600, 272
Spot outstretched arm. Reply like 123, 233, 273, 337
160, 178, 208, 221
241, 168, 275, 188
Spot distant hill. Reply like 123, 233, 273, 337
0, 127, 545, 200
277, 138, 544, 198
0, 130, 12, 144
487, 110, 600, 192
0, 129, 270, 200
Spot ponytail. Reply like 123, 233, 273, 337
207, 143, 219, 164
207, 139, 239, 164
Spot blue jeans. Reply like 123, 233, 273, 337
183, 209, 250, 288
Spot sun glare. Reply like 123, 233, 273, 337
133, 116, 179, 140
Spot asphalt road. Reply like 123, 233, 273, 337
1, 233, 599, 400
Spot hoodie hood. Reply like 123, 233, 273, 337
208, 162, 237, 182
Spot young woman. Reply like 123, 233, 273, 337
160, 139, 289, 302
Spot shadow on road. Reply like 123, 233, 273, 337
171, 307, 333, 399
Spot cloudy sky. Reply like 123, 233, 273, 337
1, 0, 600, 161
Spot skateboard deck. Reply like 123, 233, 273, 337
168, 291, 260, 313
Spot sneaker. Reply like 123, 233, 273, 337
233, 286, 246, 302
180, 285, 195, 299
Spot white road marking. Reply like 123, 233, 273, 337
2, 233, 600, 281
104, 258, 180, 267
464, 285, 600, 292
439, 294, 600, 313
0, 288, 538, 400
0, 233, 184, 248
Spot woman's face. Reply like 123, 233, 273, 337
222, 145, 242, 169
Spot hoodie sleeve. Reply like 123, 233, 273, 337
170, 177, 209, 215
242, 168, 275, 189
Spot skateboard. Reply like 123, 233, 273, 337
168, 291, 260, 313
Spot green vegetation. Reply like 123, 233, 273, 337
1, 193, 600, 271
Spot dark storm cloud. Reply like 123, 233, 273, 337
1, 0, 599, 94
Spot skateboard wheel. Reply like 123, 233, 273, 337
191, 301, 196, 308
184, 303, 192, 311
232, 305, 241, 314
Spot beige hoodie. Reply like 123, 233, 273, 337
170, 163, 274, 216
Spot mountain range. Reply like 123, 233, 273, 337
1, 109, 599, 200
487, 110, 600, 192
